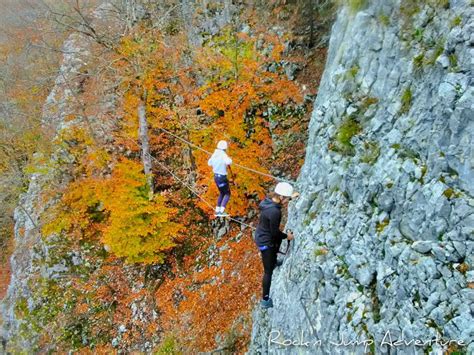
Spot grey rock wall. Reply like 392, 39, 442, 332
250, 0, 473, 354
0, 31, 92, 350
0, 4, 121, 350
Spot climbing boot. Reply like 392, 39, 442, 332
260, 298, 273, 309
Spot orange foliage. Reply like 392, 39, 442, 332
34, 16, 310, 352
99, 159, 181, 264
108, 24, 304, 351
157, 226, 262, 351
113, 25, 303, 218
191, 28, 302, 216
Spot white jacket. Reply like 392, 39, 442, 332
208, 149, 232, 175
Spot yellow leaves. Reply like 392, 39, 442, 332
30, 86, 40, 95
56, 126, 95, 148
43, 157, 182, 264
117, 36, 141, 58
119, 91, 140, 140
84, 148, 110, 175
46, 19, 303, 267
147, 106, 174, 125
42, 174, 103, 239
89, 159, 182, 264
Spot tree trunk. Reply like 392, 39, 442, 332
138, 90, 154, 199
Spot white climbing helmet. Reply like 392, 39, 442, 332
274, 182, 294, 197
217, 140, 228, 150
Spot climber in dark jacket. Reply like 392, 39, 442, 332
255, 182, 295, 309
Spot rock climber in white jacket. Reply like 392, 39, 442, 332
208, 140, 235, 217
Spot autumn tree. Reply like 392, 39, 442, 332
191, 27, 302, 216
43, 136, 182, 264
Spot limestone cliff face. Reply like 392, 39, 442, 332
0, 4, 122, 350
0, 31, 93, 350
250, 0, 473, 354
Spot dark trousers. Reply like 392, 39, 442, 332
214, 174, 231, 208
260, 239, 282, 299
261, 247, 277, 299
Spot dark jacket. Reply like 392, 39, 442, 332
254, 197, 288, 247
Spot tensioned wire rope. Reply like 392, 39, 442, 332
134, 139, 292, 256
123, 136, 257, 231
155, 126, 298, 185
42, 64, 288, 234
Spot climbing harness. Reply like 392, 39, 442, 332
256, 236, 291, 255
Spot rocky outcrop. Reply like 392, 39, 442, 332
0, 4, 122, 350
0, 29, 92, 348
250, 0, 473, 354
